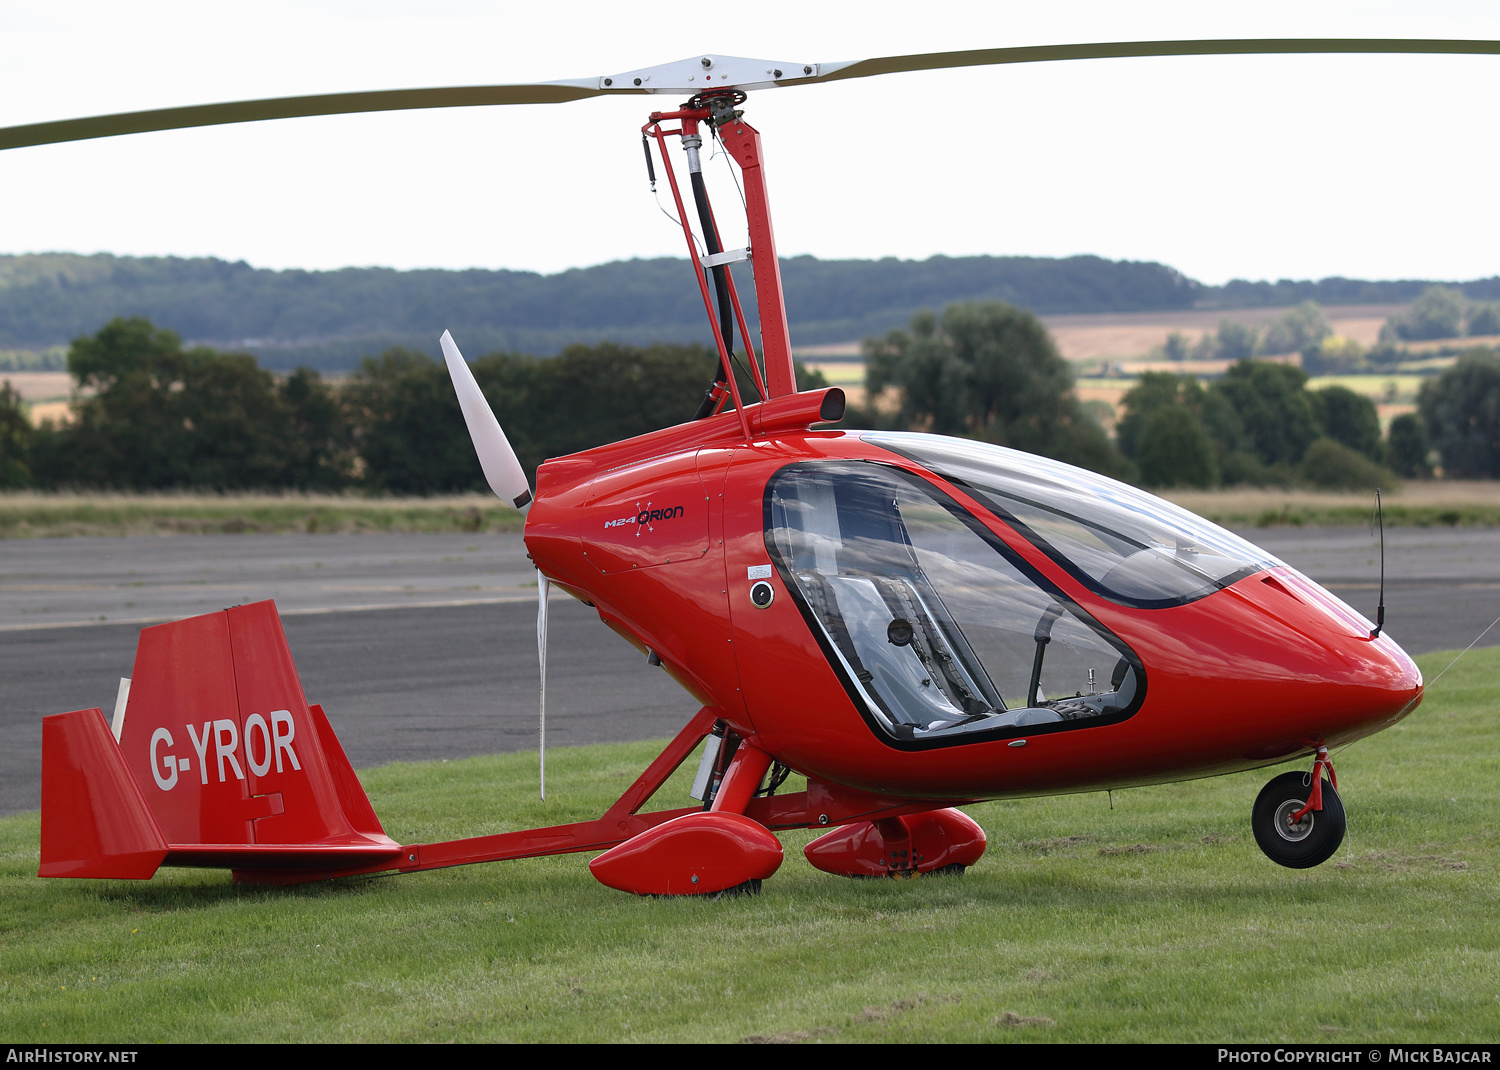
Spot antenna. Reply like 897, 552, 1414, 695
1370, 488, 1385, 639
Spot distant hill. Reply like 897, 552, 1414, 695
2, 251, 1497, 370
1210, 276, 1500, 309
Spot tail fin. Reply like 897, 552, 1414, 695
41, 601, 401, 879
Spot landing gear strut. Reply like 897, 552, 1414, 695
1252, 748, 1346, 869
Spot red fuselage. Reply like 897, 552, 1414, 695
526, 409, 1422, 804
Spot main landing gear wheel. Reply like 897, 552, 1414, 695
1252, 771, 1346, 869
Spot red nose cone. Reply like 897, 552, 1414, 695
1350, 630, 1424, 733
1236, 568, 1424, 746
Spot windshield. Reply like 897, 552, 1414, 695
766, 461, 1143, 748
863, 432, 1279, 608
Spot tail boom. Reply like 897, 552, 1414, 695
40, 605, 970, 889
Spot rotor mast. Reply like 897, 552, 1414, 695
643, 90, 799, 411
714, 106, 797, 399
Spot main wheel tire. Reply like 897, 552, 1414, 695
1252, 771, 1346, 869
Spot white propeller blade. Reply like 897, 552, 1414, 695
440, 330, 532, 512
538, 571, 550, 802
443, 330, 547, 797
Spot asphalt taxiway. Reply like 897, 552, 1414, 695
3, 527, 1497, 815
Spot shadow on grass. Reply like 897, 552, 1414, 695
49, 868, 395, 912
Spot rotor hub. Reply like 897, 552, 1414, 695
685, 89, 747, 127
599, 55, 820, 94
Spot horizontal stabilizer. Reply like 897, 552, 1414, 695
40, 708, 168, 879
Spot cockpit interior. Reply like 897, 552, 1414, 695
766, 435, 1279, 747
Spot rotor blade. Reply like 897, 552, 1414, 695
440, 330, 532, 512
8, 39, 1497, 153
811, 38, 1500, 85
0, 80, 612, 151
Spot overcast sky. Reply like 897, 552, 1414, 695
2, 1, 1498, 285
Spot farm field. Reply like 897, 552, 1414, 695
2, 372, 73, 403
1, 644, 1496, 1044
799, 356, 866, 405
4, 372, 75, 427
17, 302, 1490, 432
1041, 304, 1403, 364
801, 302, 1472, 420
1076, 374, 1426, 434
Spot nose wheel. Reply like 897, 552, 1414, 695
1252, 767, 1346, 869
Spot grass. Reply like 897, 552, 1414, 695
1305, 374, 1423, 404
8, 481, 1500, 540
2, 646, 1498, 1043
1161, 481, 1500, 528
0, 491, 525, 538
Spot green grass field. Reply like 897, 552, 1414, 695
0, 492, 525, 538
9, 482, 1500, 540
2, 647, 1498, 1043
1304, 374, 1424, 404
1161, 482, 1500, 529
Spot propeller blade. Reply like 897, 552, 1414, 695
538, 572, 550, 802
440, 330, 532, 512
5, 40, 1497, 152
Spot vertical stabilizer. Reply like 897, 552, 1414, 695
115, 600, 391, 849
43, 600, 402, 880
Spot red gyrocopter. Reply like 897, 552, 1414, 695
20, 39, 1485, 895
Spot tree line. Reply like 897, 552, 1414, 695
0, 252, 1202, 367
1113, 365, 1395, 489
7, 250, 1498, 372
1211, 276, 1500, 310
1110, 354, 1500, 488
1380, 286, 1500, 343
859, 303, 1500, 490
1149, 291, 1500, 375
4, 308, 1500, 494
859, 305, 1397, 490
0, 317, 827, 493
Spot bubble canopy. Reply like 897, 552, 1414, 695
864, 432, 1281, 609
765, 459, 1145, 749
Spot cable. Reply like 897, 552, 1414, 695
715, 128, 748, 213
651, 188, 703, 255
1417, 611, 1500, 695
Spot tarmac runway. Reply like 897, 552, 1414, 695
4, 526, 1499, 815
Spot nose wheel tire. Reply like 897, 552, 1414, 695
1252, 771, 1346, 869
